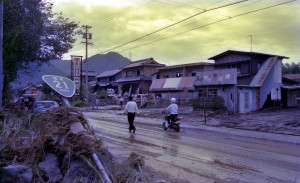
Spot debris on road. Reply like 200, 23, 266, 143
0, 107, 149, 183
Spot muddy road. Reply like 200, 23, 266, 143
84, 112, 300, 183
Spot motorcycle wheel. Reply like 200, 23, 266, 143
173, 123, 180, 132
162, 122, 167, 130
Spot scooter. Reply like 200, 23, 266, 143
162, 110, 181, 132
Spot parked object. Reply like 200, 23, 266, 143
32, 100, 59, 113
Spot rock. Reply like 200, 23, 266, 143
0, 164, 33, 183
38, 153, 63, 182
63, 159, 98, 183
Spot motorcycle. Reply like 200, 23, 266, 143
162, 110, 181, 132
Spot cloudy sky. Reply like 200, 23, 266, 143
50, 0, 300, 65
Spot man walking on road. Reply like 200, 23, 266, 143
124, 96, 139, 133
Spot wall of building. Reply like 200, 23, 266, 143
214, 53, 250, 64
287, 90, 300, 107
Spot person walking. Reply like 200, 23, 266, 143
124, 96, 139, 133
119, 95, 124, 107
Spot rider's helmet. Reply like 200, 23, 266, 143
170, 98, 176, 103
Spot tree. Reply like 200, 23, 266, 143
282, 62, 300, 74
2, 0, 79, 100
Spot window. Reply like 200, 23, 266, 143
137, 69, 144, 76
126, 71, 133, 77
198, 88, 218, 97
163, 75, 169, 78
176, 73, 182, 77
191, 73, 196, 76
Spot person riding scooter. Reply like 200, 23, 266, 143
165, 98, 178, 129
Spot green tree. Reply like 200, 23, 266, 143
282, 62, 300, 74
2, 0, 79, 100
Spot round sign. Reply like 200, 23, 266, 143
42, 75, 76, 97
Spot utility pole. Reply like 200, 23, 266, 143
0, 2, 3, 112
248, 35, 252, 52
80, 25, 92, 102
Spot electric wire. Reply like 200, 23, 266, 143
101, 0, 248, 53
117, 0, 297, 53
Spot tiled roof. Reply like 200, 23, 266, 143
124, 58, 165, 69
96, 69, 121, 78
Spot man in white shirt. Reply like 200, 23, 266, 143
165, 98, 178, 129
124, 96, 139, 133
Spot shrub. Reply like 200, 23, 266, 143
191, 96, 224, 111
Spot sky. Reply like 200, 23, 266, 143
50, 0, 300, 65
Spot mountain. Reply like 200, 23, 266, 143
12, 52, 131, 89
83, 52, 131, 75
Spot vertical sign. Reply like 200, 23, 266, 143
71, 56, 82, 95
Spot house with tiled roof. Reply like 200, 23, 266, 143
115, 58, 165, 95
95, 68, 122, 92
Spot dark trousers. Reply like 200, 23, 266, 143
167, 114, 178, 124
127, 112, 136, 130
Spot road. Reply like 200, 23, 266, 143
84, 111, 300, 183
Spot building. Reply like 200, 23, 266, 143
115, 58, 165, 95
95, 68, 122, 93
149, 62, 214, 100
208, 50, 288, 113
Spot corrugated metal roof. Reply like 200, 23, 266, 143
95, 69, 121, 78
194, 69, 237, 86
208, 50, 289, 60
281, 85, 300, 90
283, 74, 300, 80
149, 77, 196, 91
149, 78, 166, 91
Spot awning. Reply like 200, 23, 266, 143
178, 77, 196, 90
149, 77, 196, 91
149, 78, 166, 91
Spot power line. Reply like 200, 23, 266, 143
88, 0, 155, 26
95, 0, 264, 48
118, 0, 297, 53
101, 0, 248, 53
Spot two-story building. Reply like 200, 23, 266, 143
95, 68, 122, 93
149, 62, 214, 99
206, 50, 288, 113
115, 58, 165, 95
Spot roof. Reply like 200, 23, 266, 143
149, 77, 196, 91
194, 69, 237, 86
208, 50, 289, 60
283, 74, 300, 80
95, 69, 121, 78
124, 58, 165, 69
157, 62, 213, 70
281, 85, 300, 90
115, 76, 152, 83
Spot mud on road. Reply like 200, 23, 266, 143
88, 106, 300, 136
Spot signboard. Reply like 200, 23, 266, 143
71, 56, 82, 95
42, 75, 75, 98
271, 88, 281, 101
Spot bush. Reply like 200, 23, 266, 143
191, 96, 224, 111
72, 101, 90, 107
